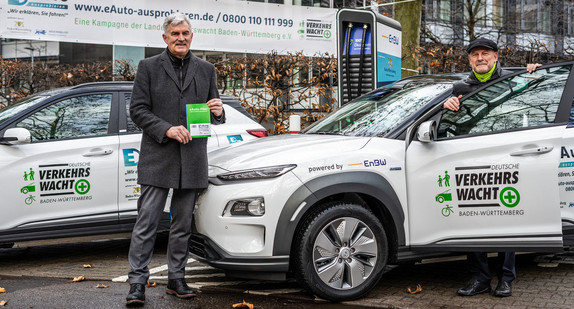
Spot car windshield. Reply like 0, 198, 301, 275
0, 95, 48, 125
304, 81, 453, 137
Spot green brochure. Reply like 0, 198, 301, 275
186, 104, 211, 137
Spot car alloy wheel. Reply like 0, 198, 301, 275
293, 202, 388, 301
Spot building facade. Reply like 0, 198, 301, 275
423, 0, 574, 54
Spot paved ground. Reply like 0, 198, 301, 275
352, 251, 574, 309
1, 234, 574, 308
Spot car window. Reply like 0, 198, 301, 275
124, 93, 141, 133
15, 93, 113, 141
0, 95, 48, 125
438, 65, 572, 138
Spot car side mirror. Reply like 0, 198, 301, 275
0, 128, 32, 145
416, 120, 436, 143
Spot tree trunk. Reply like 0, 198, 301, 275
394, 0, 422, 78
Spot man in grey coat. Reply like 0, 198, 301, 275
125, 12, 225, 306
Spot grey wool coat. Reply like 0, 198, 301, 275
130, 50, 225, 189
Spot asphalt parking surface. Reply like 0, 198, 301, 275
1, 234, 574, 308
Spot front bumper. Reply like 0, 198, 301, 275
190, 172, 308, 279
189, 232, 289, 280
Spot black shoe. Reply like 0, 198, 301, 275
457, 279, 491, 296
166, 278, 197, 299
126, 283, 145, 307
494, 280, 512, 297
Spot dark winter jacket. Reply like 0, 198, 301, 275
130, 49, 225, 189
452, 63, 511, 97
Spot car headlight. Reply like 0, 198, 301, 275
217, 164, 296, 181
223, 197, 265, 216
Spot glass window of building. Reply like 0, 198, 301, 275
301, 0, 332, 7
425, 0, 439, 21
439, 0, 451, 23
542, 1, 553, 34
570, 4, 574, 36
492, 0, 505, 28
520, 0, 538, 32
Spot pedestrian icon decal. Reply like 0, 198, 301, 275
437, 171, 450, 187
24, 168, 35, 181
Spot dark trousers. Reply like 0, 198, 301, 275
128, 185, 197, 284
468, 252, 516, 284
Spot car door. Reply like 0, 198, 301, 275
558, 68, 574, 245
405, 63, 574, 252
117, 91, 142, 222
0, 92, 120, 237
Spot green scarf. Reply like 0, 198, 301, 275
473, 62, 497, 83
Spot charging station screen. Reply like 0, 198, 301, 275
342, 26, 371, 55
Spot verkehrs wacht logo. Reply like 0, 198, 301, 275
8, 0, 68, 9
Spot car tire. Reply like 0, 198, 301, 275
292, 202, 388, 301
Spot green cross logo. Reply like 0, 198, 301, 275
500, 187, 520, 208
323, 30, 332, 39
75, 179, 91, 195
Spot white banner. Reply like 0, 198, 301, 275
1, 0, 337, 56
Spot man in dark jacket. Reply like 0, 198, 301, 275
125, 12, 225, 306
444, 38, 539, 298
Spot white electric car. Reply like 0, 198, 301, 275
0, 81, 267, 245
190, 62, 574, 301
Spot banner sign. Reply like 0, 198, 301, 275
0, 0, 337, 56
376, 22, 401, 85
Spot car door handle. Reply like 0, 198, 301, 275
83, 148, 114, 157
510, 146, 553, 156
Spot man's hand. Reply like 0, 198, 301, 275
166, 125, 192, 144
444, 95, 462, 111
207, 98, 223, 117
527, 63, 542, 73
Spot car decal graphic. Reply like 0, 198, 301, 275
227, 135, 243, 143
308, 164, 343, 173
20, 162, 93, 205
434, 164, 524, 218
121, 148, 140, 201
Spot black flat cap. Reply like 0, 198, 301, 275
466, 38, 498, 53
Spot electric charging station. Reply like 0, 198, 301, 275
337, 9, 402, 105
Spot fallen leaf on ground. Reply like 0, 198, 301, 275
72, 275, 85, 282
146, 281, 156, 287
95, 283, 110, 288
83, 264, 93, 268
232, 300, 254, 309
0, 287, 5, 293
407, 284, 422, 294
0, 300, 7, 306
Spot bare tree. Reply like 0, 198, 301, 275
212, 52, 337, 134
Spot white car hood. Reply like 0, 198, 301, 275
208, 134, 370, 173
